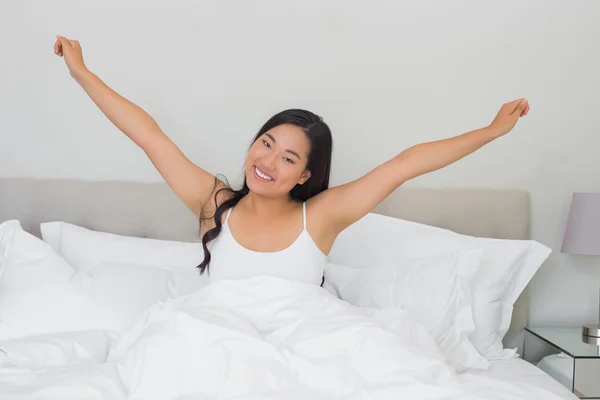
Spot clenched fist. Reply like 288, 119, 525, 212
487, 98, 530, 138
54, 35, 88, 79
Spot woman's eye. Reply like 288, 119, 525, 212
263, 140, 271, 148
283, 157, 294, 164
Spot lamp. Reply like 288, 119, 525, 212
561, 193, 600, 339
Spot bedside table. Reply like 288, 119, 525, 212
524, 327, 600, 399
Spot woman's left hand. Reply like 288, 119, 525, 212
487, 98, 530, 138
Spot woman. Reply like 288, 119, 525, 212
53, 35, 530, 287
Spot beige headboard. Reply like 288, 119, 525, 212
0, 177, 531, 352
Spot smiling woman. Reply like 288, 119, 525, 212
201, 110, 333, 286
249, 129, 309, 184
250, 130, 305, 183
53, 34, 529, 288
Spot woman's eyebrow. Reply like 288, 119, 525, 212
266, 133, 302, 160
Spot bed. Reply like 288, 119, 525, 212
0, 177, 578, 399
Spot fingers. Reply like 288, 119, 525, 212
508, 98, 528, 116
56, 35, 80, 51
54, 39, 61, 56
56, 35, 71, 50
55, 34, 80, 58
55, 36, 68, 57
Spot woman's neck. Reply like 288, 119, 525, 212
240, 191, 298, 219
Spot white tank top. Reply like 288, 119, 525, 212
207, 201, 326, 286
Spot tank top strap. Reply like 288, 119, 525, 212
224, 206, 233, 225
302, 201, 307, 231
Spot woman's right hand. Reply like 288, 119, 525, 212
54, 35, 88, 78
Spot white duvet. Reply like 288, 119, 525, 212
103, 276, 486, 400
0, 275, 578, 400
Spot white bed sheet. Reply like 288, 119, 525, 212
459, 357, 578, 400
0, 357, 579, 400
0, 362, 126, 400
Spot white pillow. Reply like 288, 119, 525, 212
0, 330, 117, 369
0, 220, 206, 372
40, 221, 209, 299
41, 221, 204, 273
327, 212, 551, 360
0, 220, 120, 341
325, 248, 487, 373
74, 262, 208, 329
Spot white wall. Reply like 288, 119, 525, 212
2, 0, 599, 327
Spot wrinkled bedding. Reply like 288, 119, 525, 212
0, 276, 578, 400
107, 276, 487, 399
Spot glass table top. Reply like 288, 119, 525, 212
526, 327, 600, 359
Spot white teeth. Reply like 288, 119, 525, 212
255, 167, 273, 181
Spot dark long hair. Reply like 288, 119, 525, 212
197, 109, 333, 277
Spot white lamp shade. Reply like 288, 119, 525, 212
561, 193, 600, 255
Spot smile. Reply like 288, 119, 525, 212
253, 166, 274, 182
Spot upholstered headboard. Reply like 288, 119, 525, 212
0, 177, 531, 352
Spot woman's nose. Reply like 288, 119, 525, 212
262, 153, 277, 170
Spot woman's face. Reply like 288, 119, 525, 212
245, 124, 312, 198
